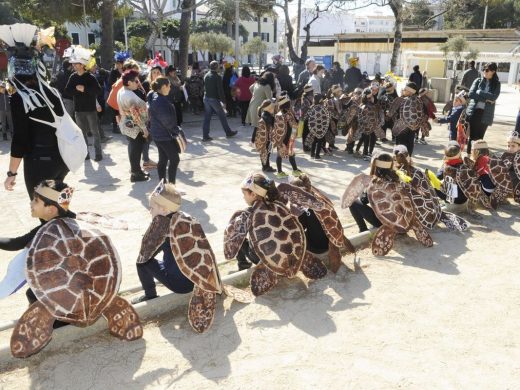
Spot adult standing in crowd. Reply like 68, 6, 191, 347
344, 57, 362, 93
466, 62, 501, 154
461, 61, 479, 89
65, 50, 103, 162
222, 64, 238, 118
277, 64, 296, 100
90, 61, 110, 142
117, 70, 151, 183
202, 61, 237, 142
331, 61, 345, 88
186, 61, 204, 114
4, 59, 68, 199
0, 82, 13, 141
408, 65, 423, 91
108, 52, 128, 134
50, 60, 74, 117
235, 66, 256, 126
308, 65, 325, 95
297, 58, 316, 92
148, 77, 182, 184
247, 71, 275, 144
166, 65, 185, 126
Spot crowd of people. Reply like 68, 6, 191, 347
0, 23, 519, 359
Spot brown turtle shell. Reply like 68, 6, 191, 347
368, 180, 415, 233
27, 218, 120, 326
249, 201, 306, 278
169, 212, 222, 293
307, 104, 330, 139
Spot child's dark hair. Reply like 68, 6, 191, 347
247, 173, 279, 203
291, 174, 312, 192
313, 94, 323, 105
370, 153, 399, 182
444, 143, 461, 158
33, 180, 70, 217
257, 99, 274, 118
122, 70, 139, 86
151, 76, 170, 92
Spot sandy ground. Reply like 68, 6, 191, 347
0, 105, 519, 388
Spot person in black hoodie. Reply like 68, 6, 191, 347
50, 60, 74, 117
65, 54, 102, 161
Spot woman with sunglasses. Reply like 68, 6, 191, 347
466, 62, 501, 154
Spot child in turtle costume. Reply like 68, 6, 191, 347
135, 180, 252, 333
489, 130, 520, 204
224, 173, 328, 296
1, 180, 143, 358
255, 98, 277, 173
271, 94, 303, 178
323, 84, 343, 153
354, 87, 385, 161
296, 84, 314, 152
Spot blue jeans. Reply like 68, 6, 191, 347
136, 241, 194, 297
202, 97, 233, 138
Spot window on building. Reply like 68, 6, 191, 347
71, 32, 80, 45
88, 33, 96, 46
497, 62, 510, 72
263, 17, 268, 22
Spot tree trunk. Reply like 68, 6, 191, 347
281, 0, 302, 65
227, 21, 232, 38
100, 0, 115, 69
389, 0, 403, 73
178, 0, 194, 78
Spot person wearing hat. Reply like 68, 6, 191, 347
507, 130, 520, 154
254, 98, 277, 172
466, 62, 501, 154
202, 61, 238, 142
2, 24, 70, 199
469, 139, 495, 198
273, 94, 303, 178
434, 91, 467, 141
65, 48, 103, 161
0, 82, 13, 141
132, 181, 194, 303
0, 179, 76, 325
344, 57, 362, 93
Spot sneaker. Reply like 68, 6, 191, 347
101, 136, 112, 143
131, 172, 150, 182
202, 136, 213, 142
94, 154, 103, 162
314, 155, 322, 160
237, 260, 252, 271
226, 130, 238, 138
275, 171, 288, 178
381, 138, 389, 143
363, 155, 370, 161
419, 139, 428, 145
131, 294, 159, 304
262, 166, 276, 173
292, 169, 303, 177
330, 145, 339, 150
143, 160, 158, 169
85, 153, 90, 160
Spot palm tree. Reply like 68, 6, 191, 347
206, 0, 252, 38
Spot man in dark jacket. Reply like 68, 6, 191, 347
461, 61, 479, 89
344, 57, 362, 93
408, 65, 423, 90
51, 60, 74, 117
330, 62, 345, 87
65, 55, 103, 161
202, 61, 237, 142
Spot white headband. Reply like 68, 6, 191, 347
241, 174, 268, 197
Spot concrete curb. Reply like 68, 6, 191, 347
0, 230, 372, 368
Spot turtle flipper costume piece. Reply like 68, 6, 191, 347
11, 301, 55, 358
372, 225, 395, 256
341, 173, 372, 208
301, 252, 327, 280
11, 218, 143, 358
410, 220, 434, 248
170, 212, 252, 333
225, 200, 307, 297
277, 183, 324, 211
